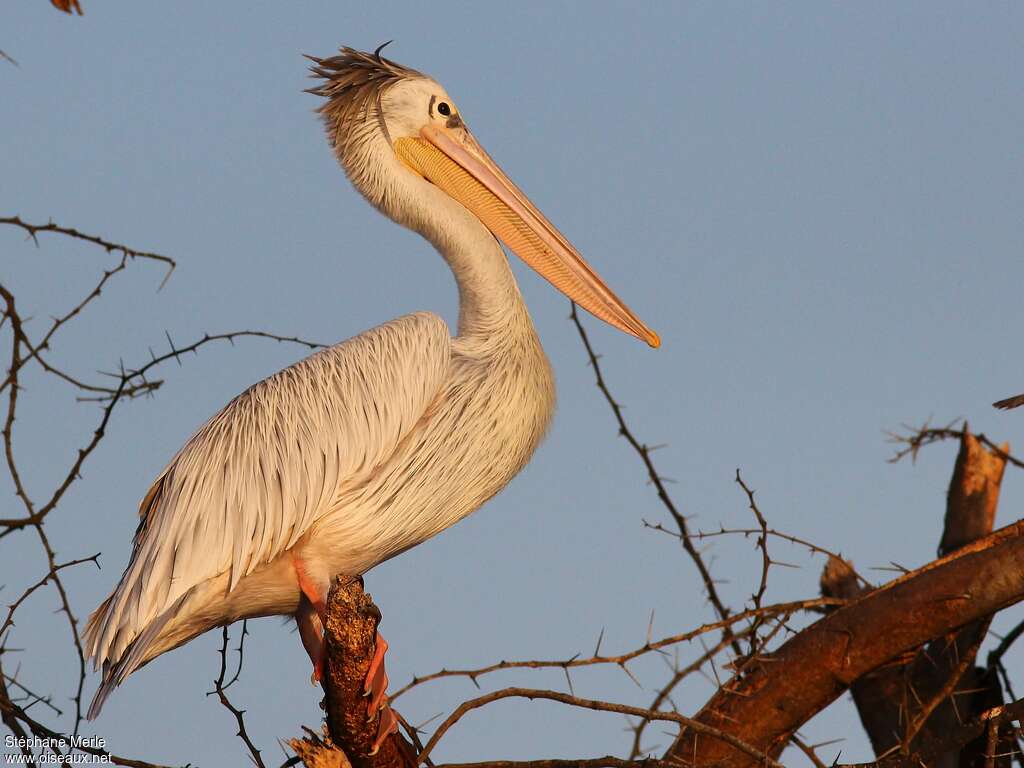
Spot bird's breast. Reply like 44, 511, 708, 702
313, 332, 555, 574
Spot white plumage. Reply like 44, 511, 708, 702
85, 46, 655, 722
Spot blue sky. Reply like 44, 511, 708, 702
2, 2, 1023, 765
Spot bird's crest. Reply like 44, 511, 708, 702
306, 44, 421, 157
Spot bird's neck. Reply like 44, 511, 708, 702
430, 209, 531, 345
387, 176, 536, 346
342, 136, 539, 349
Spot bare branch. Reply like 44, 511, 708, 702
392, 597, 842, 701
569, 303, 742, 658
416, 687, 785, 768
0, 556, 100, 640
994, 393, 1024, 411
735, 470, 770, 612
667, 517, 1024, 766
835, 699, 1024, 768
1, 215, 174, 280
888, 420, 1024, 471
209, 624, 266, 767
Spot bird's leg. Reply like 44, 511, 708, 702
292, 555, 327, 684
293, 558, 398, 754
364, 631, 388, 706
295, 597, 325, 684
371, 705, 399, 756
365, 630, 399, 755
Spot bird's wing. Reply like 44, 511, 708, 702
85, 312, 450, 669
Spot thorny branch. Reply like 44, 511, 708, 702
838, 698, 1024, 768
2, 216, 176, 280
1, 217, 320, 764
667, 517, 1024, 766
415, 687, 786, 768
569, 304, 743, 658
989, 617, 1024, 702
735, 470, 771, 613
888, 419, 1024, 471
392, 597, 842, 701
567, 307, 879, 763
1, 555, 100, 640
697, 526, 870, 583
626, 632, 737, 757
209, 623, 266, 768
901, 640, 983, 748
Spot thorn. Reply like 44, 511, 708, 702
165, 331, 182, 366
618, 660, 641, 688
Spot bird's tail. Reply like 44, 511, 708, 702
84, 590, 192, 720
83, 560, 285, 718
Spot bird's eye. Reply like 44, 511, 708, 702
437, 101, 451, 117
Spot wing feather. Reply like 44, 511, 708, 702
85, 312, 450, 668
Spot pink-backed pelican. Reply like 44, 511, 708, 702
84, 45, 658, 750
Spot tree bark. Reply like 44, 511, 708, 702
291, 577, 416, 768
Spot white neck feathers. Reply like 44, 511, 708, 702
339, 130, 535, 347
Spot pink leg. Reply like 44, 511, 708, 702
364, 632, 388, 702
365, 631, 399, 755
292, 555, 327, 683
295, 598, 325, 684
369, 705, 399, 756
292, 557, 399, 754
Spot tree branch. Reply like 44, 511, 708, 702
666, 516, 1024, 766
569, 304, 743, 659
833, 429, 1014, 765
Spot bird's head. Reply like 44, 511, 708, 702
308, 44, 659, 348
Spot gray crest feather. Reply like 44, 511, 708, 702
306, 45, 421, 158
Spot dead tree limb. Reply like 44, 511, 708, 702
994, 394, 1024, 411
49, 0, 83, 15
907, 431, 1011, 766
666, 515, 1024, 766
940, 429, 1007, 556
823, 430, 1013, 766
836, 698, 1024, 768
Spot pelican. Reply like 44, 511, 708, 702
84, 45, 658, 749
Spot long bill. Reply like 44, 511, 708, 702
394, 123, 660, 348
